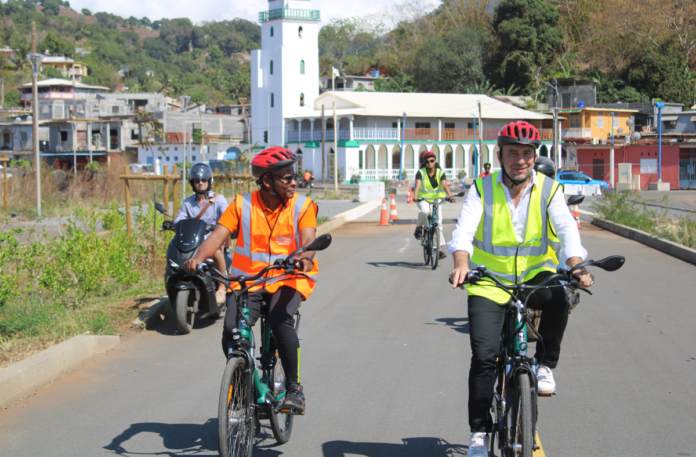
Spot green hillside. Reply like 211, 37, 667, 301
0, 0, 259, 107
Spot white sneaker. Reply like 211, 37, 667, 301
537, 365, 556, 395
468, 432, 489, 457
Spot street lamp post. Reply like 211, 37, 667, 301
470, 114, 478, 177
551, 107, 560, 171
28, 53, 44, 217
399, 112, 406, 185
180, 95, 191, 202
72, 122, 77, 176
332, 67, 339, 190
610, 112, 615, 189
655, 102, 665, 182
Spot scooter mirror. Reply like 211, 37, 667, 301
306, 234, 332, 252
592, 255, 625, 272
567, 195, 585, 206
456, 191, 465, 197
155, 202, 167, 214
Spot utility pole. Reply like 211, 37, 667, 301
332, 67, 339, 191
552, 107, 560, 171
656, 102, 665, 182
180, 95, 191, 203
321, 104, 326, 184
1, 76, 4, 106
29, 22, 44, 217
477, 100, 483, 178
399, 112, 406, 185
610, 111, 615, 189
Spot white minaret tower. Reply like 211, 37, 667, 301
251, 0, 321, 147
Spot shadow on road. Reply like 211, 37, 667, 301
322, 437, 467, 457
104, 418, 218, 456
150, 314, 220, 337
425, 317, 470, 334
366, 261, 430, 270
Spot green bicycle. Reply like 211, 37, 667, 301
417, 192, 464, 270
196, 234, 332, 457
452, 255, 625, 456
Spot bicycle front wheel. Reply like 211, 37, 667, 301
508, 373, 533, 457
218, 357, 254, 457
430, 227, 439, 270
422, 230, 431, 265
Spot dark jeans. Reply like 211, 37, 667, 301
467, 271, 570, 433
223, 286, 302, 385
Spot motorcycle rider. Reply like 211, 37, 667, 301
184, 147, 318, 415
175, 163, 229, 304
478, 162, 492, 178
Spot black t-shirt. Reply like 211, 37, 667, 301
416, 169, 445, 189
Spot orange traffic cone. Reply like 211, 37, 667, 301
379, 198, 390, 226
573, 204, 581, 229
407, 188, 414, 204
389, 194, 399, 220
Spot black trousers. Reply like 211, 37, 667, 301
467, 271, 570, 433
222, 286, 302, 386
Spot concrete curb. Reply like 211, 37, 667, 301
131, 297, 173, 328
317, 199, 382, 236
585, 211, 696, 266
0, 334, 120, 409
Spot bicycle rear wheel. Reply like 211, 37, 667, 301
430, 227, 439, 270
507, 373, 533, 457
218, 357, 254, 457
269, 356, 293, 444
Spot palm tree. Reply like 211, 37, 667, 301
10, 41, 30, 72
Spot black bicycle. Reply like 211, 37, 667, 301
196, 234, 332, 457
453, 255, 625, 456
417, 192, 464, 270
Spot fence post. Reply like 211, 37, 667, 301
3, 153, 7, 213
163, 165, 170, 220
124, 164, 132, 236
172, 165, 179, 216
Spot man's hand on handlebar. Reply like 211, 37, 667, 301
184, 258, 200, 274
449, 266, 470, 290
294, 257, 314, 273
448, 197, 456, 203
572, 268, 594, 288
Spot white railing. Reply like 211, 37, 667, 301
356, 168, 468, 181
562, 128, 591, 139
287, 129, 350, 142
353, 128, 400, 141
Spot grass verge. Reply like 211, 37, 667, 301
590, 191, 696, 249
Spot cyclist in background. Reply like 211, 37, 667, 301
413, 150, 455, 260
478, 162, 492, 178
447, 121, 594, 457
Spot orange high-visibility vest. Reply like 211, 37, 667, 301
230, 191, 319, 299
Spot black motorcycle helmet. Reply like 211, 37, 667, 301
188, 163, 213, 194
534, 156, 556, 179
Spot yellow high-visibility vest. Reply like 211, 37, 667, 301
467, 171, 562, 304
417, 167, 446, 200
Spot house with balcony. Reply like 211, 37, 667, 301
534, 107, 638, 144
0, 118, 49, 159
319, 74, 381, 93
18, 79, 109, 108
284, 91, 554, 182
41, 55, 89, 82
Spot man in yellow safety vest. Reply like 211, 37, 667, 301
447, 121, 595, 457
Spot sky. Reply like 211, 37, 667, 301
65, 0, 412, 26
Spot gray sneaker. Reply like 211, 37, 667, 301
468, 433, 489, 457
537, 365, 556, 395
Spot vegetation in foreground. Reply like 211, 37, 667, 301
0, 202, 171, 368
591, 191, 696, 249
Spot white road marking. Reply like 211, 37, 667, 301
398, 237, 410, 253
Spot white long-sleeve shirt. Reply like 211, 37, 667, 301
447, 171, 587, 266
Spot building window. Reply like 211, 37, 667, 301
597, 117, 604, 129
21, 132, 28, 142
166, 156, 170, 162
271, 93, 274, 108
174, 147, 178, 151
415, 122, 431, 129
445, 123, 455, 129
299, 26, 303, 37
300, 93, 305, 107
60, 131, 68, 141
112, 106, 119, 114
613, 118, 619, 129
192, 156, 197, 161
271, 26, 274, 37
270, 60, 273, 75
174, 156, 178, 161
570, 118, 581, 128
300, 60, 305, 74
165, 147, 169, 151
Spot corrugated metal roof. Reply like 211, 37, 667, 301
662, 115, 679, 121
285, 92, 553, 120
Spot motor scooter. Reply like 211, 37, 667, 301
155, 203, 230, 334
300, 175, 315, 188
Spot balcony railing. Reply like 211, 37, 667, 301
259, 8, 320, 22
354, 128, 400, 141
287, 129, 349, 142
562, 128, 591, 139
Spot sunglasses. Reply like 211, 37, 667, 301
272, 173, 300, 184
426, 159, 436, 163
193, 179, 209, 183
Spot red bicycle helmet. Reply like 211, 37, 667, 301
251, 147, 300, 178
498, 121, 541, 147
422, 151, 436, 160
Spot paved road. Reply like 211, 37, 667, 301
1, 222, 695, 456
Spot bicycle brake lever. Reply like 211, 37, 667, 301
578, 287, 593, 295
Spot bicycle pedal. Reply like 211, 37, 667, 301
280, 408, 305, 416
538, 391, 556, 397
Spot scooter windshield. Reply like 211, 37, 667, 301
174, 219, 208, 253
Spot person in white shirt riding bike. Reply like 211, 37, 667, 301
447, 121, 595, 457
